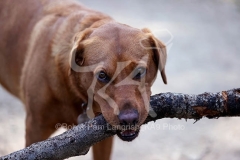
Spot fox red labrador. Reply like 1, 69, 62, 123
0, 0, 167, 159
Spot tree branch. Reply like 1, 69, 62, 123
1, 88, 240, 160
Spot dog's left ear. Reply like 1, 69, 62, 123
69, 29, 93, 75
142, 28, 167, 84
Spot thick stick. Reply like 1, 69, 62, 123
147, 88, 240, 121
1, 116, 114, 160
1, 88, 240, 160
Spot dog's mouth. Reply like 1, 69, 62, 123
116, 126, 140, 141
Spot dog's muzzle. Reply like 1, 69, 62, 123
116, 109, 140, 141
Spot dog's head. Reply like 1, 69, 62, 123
69, 22, 167, 141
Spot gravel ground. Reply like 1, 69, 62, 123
1, 0, 240, 160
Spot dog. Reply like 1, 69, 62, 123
0, 0, 167, 159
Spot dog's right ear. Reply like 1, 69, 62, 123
69, 29, 93, 75
141, 28, 167, 84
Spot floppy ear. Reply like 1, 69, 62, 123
142, 28, 167, 84
69, 29, 93, 75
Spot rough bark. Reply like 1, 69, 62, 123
1, 88, 240, 160
146, 88, 240, 121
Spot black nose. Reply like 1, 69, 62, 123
118, 109, 139, 125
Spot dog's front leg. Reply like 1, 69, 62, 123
92, 136, 114, 160
25, 111, 57, 147
26, 101, 62, 146
24, 95, 68, 146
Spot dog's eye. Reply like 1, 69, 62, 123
96, 71, 110, 83
133, 67, 146, 80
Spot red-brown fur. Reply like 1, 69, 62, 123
0, 1, 167, 160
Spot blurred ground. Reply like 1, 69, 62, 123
1, 0, 240, 160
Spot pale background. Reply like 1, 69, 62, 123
1, 0, 240, 160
